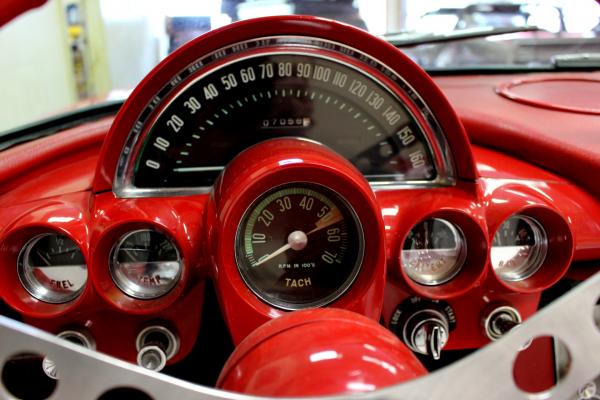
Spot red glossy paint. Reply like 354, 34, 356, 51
0, 0, 46, 27
207, 138, 386, 343
0, 117, 111, 201
218, 308, 426, 396
496, 77, 600, 115
0, 14, 598, 395
436, 72, 600, 199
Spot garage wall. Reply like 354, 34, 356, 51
0, 0, 77, 132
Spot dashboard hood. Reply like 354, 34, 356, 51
0, 0, 46, 27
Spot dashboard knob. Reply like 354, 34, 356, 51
135, 325, 179, 372
482, 305, 522, 341
389, 297, 456, 361
137, 345, 167, 372
404, 309, 449, 360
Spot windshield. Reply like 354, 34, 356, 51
0, 0, 598, 134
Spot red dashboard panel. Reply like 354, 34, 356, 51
0, 15, 599, 398
436, 72, 600, 199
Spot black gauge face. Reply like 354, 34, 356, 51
17, 234, 87, 303
110, 230, 182, 299
491, 215, 547, 282
235, 183, 364, 310
132, 51, 436, 189
401, 218, 465, 285
492, 216, 537, 247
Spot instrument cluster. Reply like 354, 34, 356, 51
0, 16, 579, 381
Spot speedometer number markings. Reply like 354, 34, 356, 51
125, 38, 441, 190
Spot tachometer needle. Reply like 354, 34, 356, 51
307, 207, 343, 235
253, 243, 292, 267
253, 208, 343, 267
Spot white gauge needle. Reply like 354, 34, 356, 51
253, 243, 291, 267
37, 250, 52, 266
253, 207, 343, 267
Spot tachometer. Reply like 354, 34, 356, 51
235, 183, 364, 310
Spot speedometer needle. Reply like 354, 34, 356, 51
253, 207, 343, 267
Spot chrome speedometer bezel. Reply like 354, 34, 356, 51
113, 35, 456, 198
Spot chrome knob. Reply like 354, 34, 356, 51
135, 325, 179, 372
404, 309, 449, 360
137, 345, 167, 372
482, 305, 522, 341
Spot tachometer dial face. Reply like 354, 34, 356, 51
401, 218, 466, 285
110, 230, 182, 299
120, 37, 445, 195
491, 215, 547, 282
17, 233, 87, 303
235, 183, 364, 310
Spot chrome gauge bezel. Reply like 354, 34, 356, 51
401, 218, 467, 286
17, 233, 88, 304
109, 229, 183, 300
234, 182, 365, 311
491, 215, 548, 282
113, 36, 455, 198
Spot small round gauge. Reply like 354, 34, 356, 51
110, 230, 182, 299
491, 215, 547, 282
235, 183, 364, 310
401, 218, 466, 285
17, 233, 87, 303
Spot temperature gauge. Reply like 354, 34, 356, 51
110, 230, 182, 299
18, 233, 87, 303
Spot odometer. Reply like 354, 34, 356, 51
117, 36, 449, 196
235, 183, 364, 310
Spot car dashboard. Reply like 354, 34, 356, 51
1, 15, 600, 400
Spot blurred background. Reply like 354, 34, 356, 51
0, 0, 598, 132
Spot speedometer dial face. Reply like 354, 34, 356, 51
120, 37, 447, 195
235, 183, 364, 310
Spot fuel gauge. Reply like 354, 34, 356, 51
18, 233, 87, 303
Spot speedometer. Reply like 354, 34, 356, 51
115, 34, 455, 197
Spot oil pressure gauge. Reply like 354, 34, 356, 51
18, 233, 87, 303
235, 183, 364, 310
110, 230, 182, 299
401, 218, 466, 285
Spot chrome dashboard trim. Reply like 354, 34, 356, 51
2, 271, 599, 399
